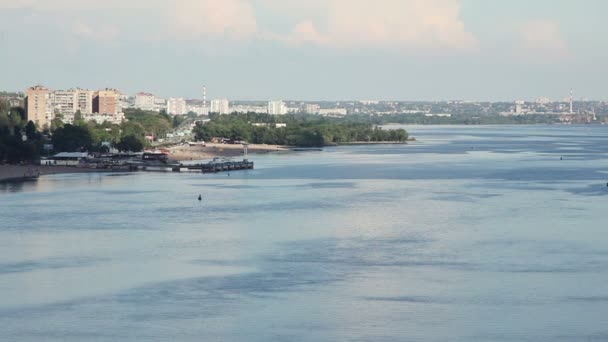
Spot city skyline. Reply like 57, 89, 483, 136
1, 1, 607, 101
4, 84, 595, 104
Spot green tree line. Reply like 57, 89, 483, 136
1, 105, 186, 162
194, 113, 408, 147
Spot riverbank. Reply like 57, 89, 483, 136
0, 165, 102, 182
168, 143, 289, 161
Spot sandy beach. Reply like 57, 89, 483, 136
168, 143, 289, 161
0, 165, 102, 182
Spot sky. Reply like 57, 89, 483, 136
0, 0, 607, 101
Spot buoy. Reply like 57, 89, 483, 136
198, 194, 202, 201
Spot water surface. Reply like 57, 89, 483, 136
1, 125, 608, 341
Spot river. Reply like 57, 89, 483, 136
1, 125, 608, 341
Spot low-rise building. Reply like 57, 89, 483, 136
305, 104, 320, 114
319, 108, 347, 116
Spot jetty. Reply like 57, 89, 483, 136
178, 159, 254, 174
130, 158, 254, 174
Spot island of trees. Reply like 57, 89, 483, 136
194, 113, 408, 147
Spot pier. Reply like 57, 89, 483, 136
131, 159, 254, 174
178, 159, 254, 174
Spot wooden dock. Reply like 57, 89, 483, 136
177, 159, 254, 174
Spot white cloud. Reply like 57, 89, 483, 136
517, 20, 570, 60
166, 0, 258, 40
264, 0, 478, 52
0, 0, 148, 11
1, 0, 477, 50
72, 21, 120, 41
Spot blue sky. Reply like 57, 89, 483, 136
0, 0, 606, 101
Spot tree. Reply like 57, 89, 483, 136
116, 135, 144, 152
52, 124, 93, 152
51, 118, 64, 131
25, 121, 40, 141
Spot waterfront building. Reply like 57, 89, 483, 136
210, 99, 230, 114
268, 100, 287, 115
134, 92, 155, 111
167, 98, 187, 115
25, 85, 51, 128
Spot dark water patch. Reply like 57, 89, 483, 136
553, 333, 608, 342
266, 237, 476, 271
0, 257, 104, 275
430, 191, 501, 203
567, 296, 608, 302
105, 173, 134, 177
86, 189, 167, 195
363, 296, 448, 304
565, 184, 608, 196
190, 183, 261, 189
156, 199, 344, 215
0, 178, 37, 193
296, 182, 357, 189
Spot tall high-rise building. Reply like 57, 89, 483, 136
167, 98, 187, 115
50, 89, 77, 116
210, 99, 230, 114
268, 100, 287, 115
50, 88, 95, 119
134, 92, 155, 111
24, 85, 51, 128
75, 89, 94, 114
93, 89, 120, 115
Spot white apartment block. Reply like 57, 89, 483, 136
134, 92, 155, 111
268, 100, 287, 115
305, 104, 321, 114
82, 112, 125, 125
230, 105, 268, 114
210, 99, 230, 114
167, 98, 187, 115
154, 98, 167, 112
319, 108, 348, 116
50, 88, 94, 117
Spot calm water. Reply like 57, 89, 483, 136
2, 125, 608, 341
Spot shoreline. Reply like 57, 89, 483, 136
167, 143, 289, 161
1, 140, 415, 181
0, 165, 107, 183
